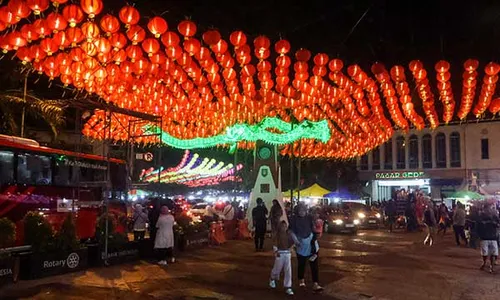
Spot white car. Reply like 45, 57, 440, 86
190, 203, 209, 216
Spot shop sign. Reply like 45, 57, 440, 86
375, 171, 425, 179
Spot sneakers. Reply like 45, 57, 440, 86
158, 260, 167, 266
299, 280, 306, 287
312, 282, 324, 292
285, 288, 294, 295
269, 279, 276, 289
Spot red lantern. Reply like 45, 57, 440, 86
33, 19, 49, 38
100, 14, 120, 35
177, 20, 197, 37
8, 0, 31, 20
50, 0, 68, 7
53, 31, 70, 49
147, 16, 168, 38
142, 38, 160, 56
46, 12, 68, 33
274, 39, 290, 55
40, 38, 58, 55
485, 62, 500, 76
254, 35, 270, 50
95, 36, 111, 54
110, 32, 127, 50
8, 32, 27, 49
81, 21, 100, 41
118, 6, 140, 27
20, 24, 37, 42
229, 31, 246, 47
26, 0, 49, 15
0, 7, 15, 25
183, 38, 200, 55
126, 25, 146, 45
161, 31, 180, 48
202, 30, 221, 45
80, 0, 103, 19
62, 4, 84, 28
295, 48, 311, 62
66, 27, 84, 46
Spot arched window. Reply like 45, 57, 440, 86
383, 139, 393, 169
409, 135, 419, 169
372, 147, 380, 170
435, 133, 446, 168
422, 134, 432, 168
450, 132, 461, 167
396, 136, 406, 169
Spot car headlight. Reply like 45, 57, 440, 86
358, 212, 366, 219
375, 213, 381, 218
334, 219, 343, 225
353, 219, 360, 225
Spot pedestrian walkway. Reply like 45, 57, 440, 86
0, 229, 498, 300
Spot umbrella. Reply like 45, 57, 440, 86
449, 190, 484, 200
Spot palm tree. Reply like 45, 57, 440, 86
0, 89, 66, 137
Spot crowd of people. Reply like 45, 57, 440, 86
379, 188, 500, 273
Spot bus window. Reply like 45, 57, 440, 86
0, 150, 14, 184
17, 153, 52, 185
54, 159, 71, 186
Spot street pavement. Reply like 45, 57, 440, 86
1, 228, 499, 300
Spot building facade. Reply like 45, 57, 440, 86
357, 121, 500, 201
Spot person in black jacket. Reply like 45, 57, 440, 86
477, 206, 499, 273
252, 198, 268, 251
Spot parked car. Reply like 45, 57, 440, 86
323, 206, 360, 234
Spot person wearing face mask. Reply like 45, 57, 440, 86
289, 203, 323, 292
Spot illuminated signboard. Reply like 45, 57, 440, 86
375, 171, 425, 179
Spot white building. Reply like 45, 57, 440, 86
356, 121, 500, 201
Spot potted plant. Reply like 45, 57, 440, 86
175, 213, 210, 251
0, 218, 16, 285
88, 212, 139, 266
22, 213, 88, 279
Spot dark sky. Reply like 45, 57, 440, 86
116, 0, 500, 67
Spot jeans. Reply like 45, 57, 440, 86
255, 228, 265, 250
297, 254, 319, 283
453, 225, 466, 245
270, 251, 292, 288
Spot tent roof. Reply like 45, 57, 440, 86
283, 183, 331, 198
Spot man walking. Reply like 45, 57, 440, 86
452, 202, 467, 246
478, 206, 499, 273
252, 198, 268, 251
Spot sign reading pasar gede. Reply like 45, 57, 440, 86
375, 171, 425, 179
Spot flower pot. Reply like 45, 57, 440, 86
0, 255, 14, 286
182, 231, 210, 251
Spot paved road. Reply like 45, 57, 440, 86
1, 229, 499, 300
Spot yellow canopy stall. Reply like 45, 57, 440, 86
282, 183, 331, 202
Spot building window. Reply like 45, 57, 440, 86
360, 154, 368, 170
383, 139, 393, 169
396, 136, 406, 169
422, 134, 432, 168
450, 132, 461, 167
481, 138, 489, 159
409, 135, 419, 169
435, 133, 446, 168
372, 147, 380, 170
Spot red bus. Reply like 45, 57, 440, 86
0, 134, 127, 244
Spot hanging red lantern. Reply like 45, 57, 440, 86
81, 21, 100, 41
62, 4, 84, 28
40, 38, 58, 56
66, 27, 84, 46
8, 0, 31, 21
94, 36, 111, 54
8, 32, 27, 50
485, 62, 500, 76
20, 24, 37, 42
177, 20, 197, 38
46, 12, 68, 33
0, 7, 15, 25
295, 48, 311, 62
147, 16, 168, 38
16, 47, 32, 64
80, 0, 103, 19
33, 19, 49, 38
126, 25, 146, 45
98, 14, 120, 36
202, 30, 221, 45
110, 32, 127, 50
26, 0, 49, 15
50, 0, 68, 7
118, 5, 140, 27
229, 31, 246, 47
126, 44, 143, 61
274, 39, 290, 55
53, 31, 70, 49
0, 21, 6, 32
142, 38, 160, 56
183, 38, 200, 55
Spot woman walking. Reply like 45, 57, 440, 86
154, 206, 175, 265
289, 203, 323, 292
270, 199, 283, 238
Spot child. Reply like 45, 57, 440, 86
269, 220, 294, 295
309, 209, 323, 262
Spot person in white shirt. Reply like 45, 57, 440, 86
222, 201, 235, 220
222, 201, 236, 239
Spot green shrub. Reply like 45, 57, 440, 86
54, 214, 80, 252
0, 217, 16, 249
23, 212, 54, 252
95, 212, 128, 248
